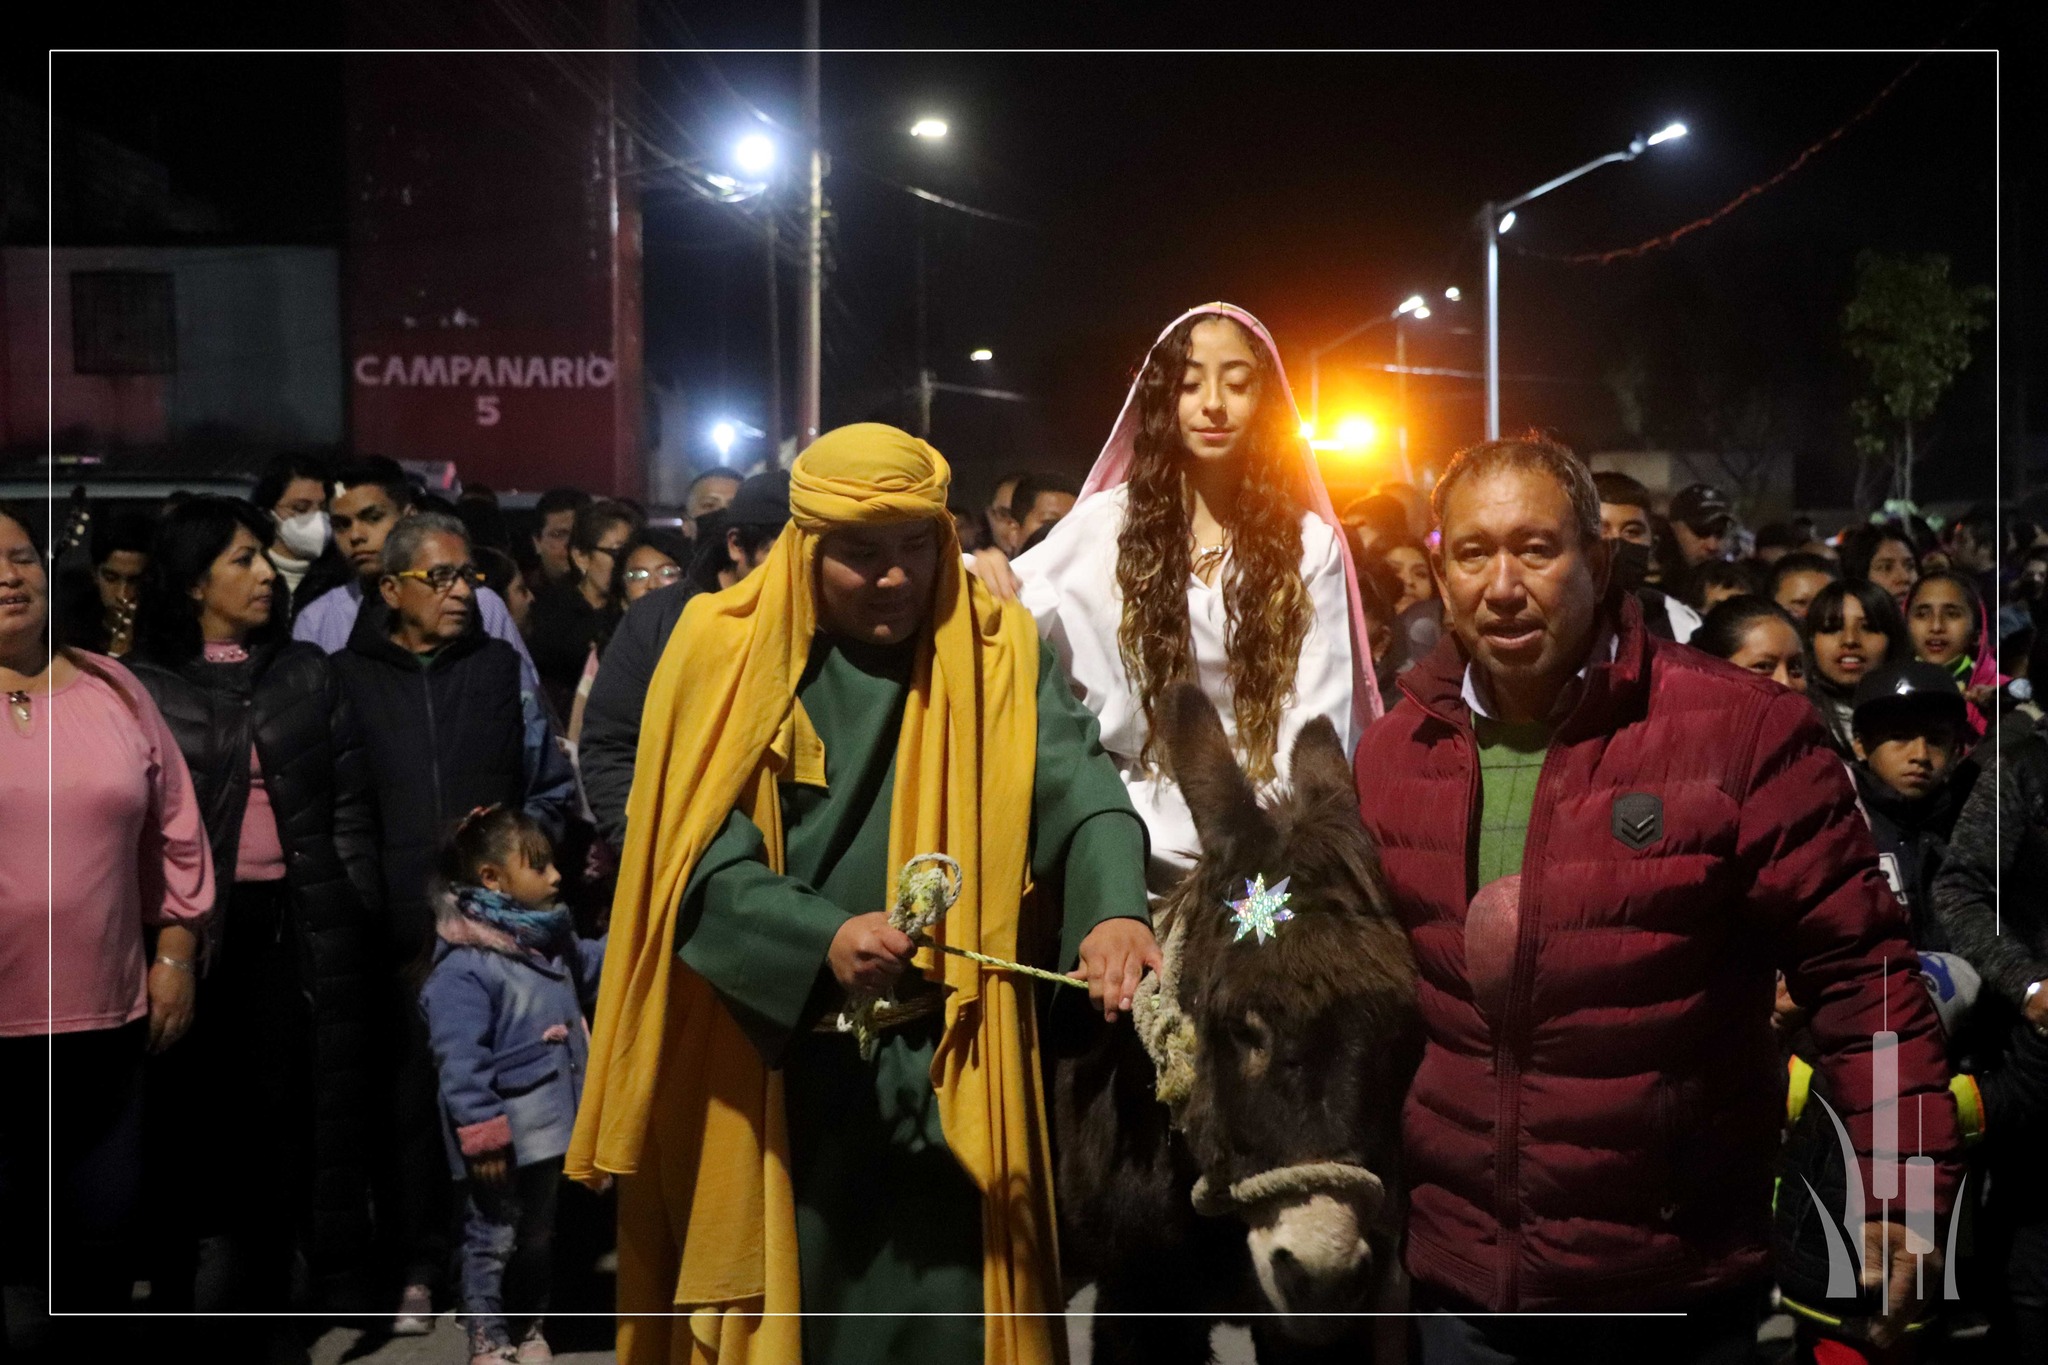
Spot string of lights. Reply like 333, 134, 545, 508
1517, 53, 1928, 267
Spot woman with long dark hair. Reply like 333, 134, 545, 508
1837, 522, 1920, 616
0, 500, 213, 1339
972, 303, 1373, 890
1906, 568, 1997, 742
1802, 579, 1912, 756
1691, 595, 1809, 693
125, 497, 380, 1325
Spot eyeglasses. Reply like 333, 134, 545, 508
393, 563, 486, 593
622, 563, 684, 586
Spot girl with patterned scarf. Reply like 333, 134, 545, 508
421, 805, 606, 1365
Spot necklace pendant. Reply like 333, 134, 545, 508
6, 690, 30, 731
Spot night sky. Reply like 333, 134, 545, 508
21, 2, 2026, 510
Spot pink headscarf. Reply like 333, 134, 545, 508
1074, 301, 1382, 726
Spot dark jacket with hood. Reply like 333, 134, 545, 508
418, 893, 604, 1179
127, 638, 380, 1287
331, 598, 568, 958
1351, 593, 1962, 1312
579, 581, 697, 849
1851, 759, 1975, 951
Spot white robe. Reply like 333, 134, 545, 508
1013, 484, 1359, 893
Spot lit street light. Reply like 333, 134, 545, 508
910, 115, 952, 435
970, 348, 993, 362
733, 133, 776, 178
1335, 415, 1378, 450
1479, 120, 1689, 437
1308, 287, 1463, 479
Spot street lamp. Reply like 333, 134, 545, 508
733, 133, 776, 178
909, 116, 951, 436
710, 420, 738, 459
969, 348, 993, 362
1308, 288, 1462, 479
1479, 120, 1689, 438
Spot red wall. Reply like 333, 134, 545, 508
2, 250, 168, 451
345, 27, 642, 496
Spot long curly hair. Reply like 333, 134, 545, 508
1115, 313, 1312, 783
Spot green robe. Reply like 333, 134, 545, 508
677, 634, 1148, 1365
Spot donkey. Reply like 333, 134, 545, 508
1055, 682, 1421, 1364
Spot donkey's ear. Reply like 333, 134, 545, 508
1163, 681, 1272, 858
1287, 716, 1356, 809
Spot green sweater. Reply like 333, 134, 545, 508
1473, 716, 1551, 889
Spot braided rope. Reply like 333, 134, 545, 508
848, 852, 1077, 1058
1131, 912, 1196, 1115
1190, 1161, 1387, 1219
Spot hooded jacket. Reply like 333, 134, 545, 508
1850, 760, 1974, 951
1353, 594, 1962, 1311
418, 893, 604, 1178
330, 599, 569, 957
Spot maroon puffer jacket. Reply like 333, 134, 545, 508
1354, 598, 1961, 1311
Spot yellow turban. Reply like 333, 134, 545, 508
570, 423, 1066, 1365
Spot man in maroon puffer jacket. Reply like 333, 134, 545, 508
1355, 436, 1961, 1362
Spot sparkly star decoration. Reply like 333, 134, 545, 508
1227, 874, 1294, 944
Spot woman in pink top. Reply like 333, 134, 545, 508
127, 497, 382, 1326
0, 500, 213, 1324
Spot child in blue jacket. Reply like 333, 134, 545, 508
420, 805, 604, 1365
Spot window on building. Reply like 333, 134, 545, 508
71, 270, 175, 374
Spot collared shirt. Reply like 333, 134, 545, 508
1461, 627, 1619, 723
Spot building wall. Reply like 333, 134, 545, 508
344, 28, 643, 497
0, 246, 342, 452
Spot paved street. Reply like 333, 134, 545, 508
311, 1286, 1264, 1365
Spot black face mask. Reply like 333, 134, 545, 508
1608, 538, 1652, 593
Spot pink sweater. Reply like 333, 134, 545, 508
0, 655, 215, 1036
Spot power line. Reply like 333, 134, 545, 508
1518, 51, 1933, 266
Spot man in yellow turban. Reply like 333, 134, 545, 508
570, 423, 1158, 1365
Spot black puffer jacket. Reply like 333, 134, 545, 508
128, 639, 380, 1291
331, 598, 528, 958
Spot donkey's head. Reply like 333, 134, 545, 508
1160, 683, 1419, 1336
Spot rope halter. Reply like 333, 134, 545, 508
1191, 1160, 1387, 1222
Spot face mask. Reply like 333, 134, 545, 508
1608, 538, 1651, 593
275, 509, 330, 560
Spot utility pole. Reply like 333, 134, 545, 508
1482, 202, 1500, 441
1478, 123, 1689, 444
796, 0, 824, 449
914, 199, 933, 437
764, 214, 782, 464
1396, 318, 1413, 484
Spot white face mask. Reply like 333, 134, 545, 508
275, 508, 330, 560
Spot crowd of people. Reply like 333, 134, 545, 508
0, 299, 2043, 1365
